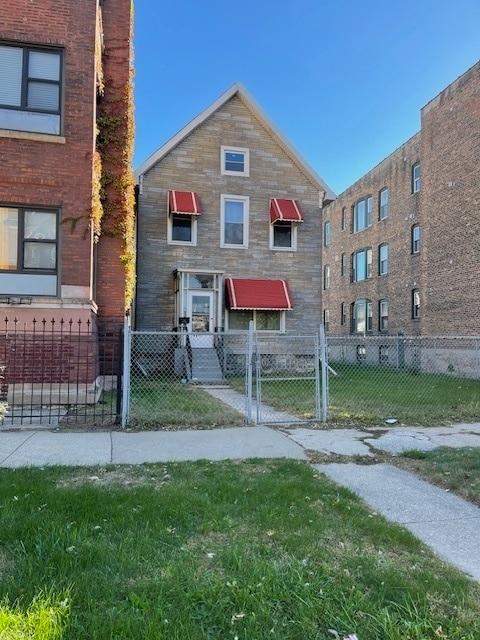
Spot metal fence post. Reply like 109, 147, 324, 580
319, 325, 328, 423
245, 320, 254, 424
121, 314, 131, 428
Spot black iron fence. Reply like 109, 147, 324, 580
0, 316, 123, 428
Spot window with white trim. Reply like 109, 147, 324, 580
0, 206, 57, 272
379, 187, 389, 220
221, 195, 249, 248
0, 43, 62, 135
412, 163, 421, 193
353, 195, 372, 232
341, 207, 347, 231
352, 299, 372, 334
270, 221, 297, 250
221, 146, 249, 176
352, 247, 372, 282
324, 220, 331, 246
323, 265, 330, 290
412, 289, 420, 320
411, 224, 420, 254
379, 299, 389, 332
167, 214, 197, 245
227, 309, 284, 332
378, 243, 389, 276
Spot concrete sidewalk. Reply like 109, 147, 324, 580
1, 422, 480, 583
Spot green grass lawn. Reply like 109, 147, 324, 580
1, 460, 480, 639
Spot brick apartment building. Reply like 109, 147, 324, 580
0, 0, 134, 400
322, 61, 479, 338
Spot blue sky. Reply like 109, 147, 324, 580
133, 0, 479, 195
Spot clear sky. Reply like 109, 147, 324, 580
133, 0, 480, 195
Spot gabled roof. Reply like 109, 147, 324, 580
134, 82, 336, 202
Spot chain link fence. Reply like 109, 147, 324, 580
326, 335, 480, 426
123, 328, 324, 428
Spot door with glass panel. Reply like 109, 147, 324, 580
187, 291, 214, 347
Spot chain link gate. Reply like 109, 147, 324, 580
122, 318, 327, 428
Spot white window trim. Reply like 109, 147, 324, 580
226, 309, 286, 333
220, 145, 250, 177
269, 221, 297, 251
220, 194, 249, 249
167, 212, 198, 246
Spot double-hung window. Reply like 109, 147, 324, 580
379, 187, 389, 220
353, 196, 372, 232
0, 206, 58, 295
323, 265, 330, 290
352, 247, 372, 282
221, 146, 249, 176
352, 299, 372, 334
378, 243, 389, 275
221, 195, 249, 248
379, 299, 389, 332
412, 289, 420, 320
411, 224, 420, 254
324, 220, 331, 246
0, 43, 62, 135
412, 163, 421, 193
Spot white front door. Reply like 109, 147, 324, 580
187, 291, 215, 348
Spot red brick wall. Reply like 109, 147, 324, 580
420, 62, 480, 335
0, 0, 97, 289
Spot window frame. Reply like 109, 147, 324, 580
323, 264, 330, 290
379, 299, 389, 332
379, 187, 389, 220
323, 309, 330, 332
412, 289, 420, 320
0, 205, 58, 274
378, 243, 389, 276
352, 247, 372, 282
220, 194, 249, 248
226, 309, 285, 333
351, 299, 373, 334
220, 146, 250, 177
167, 212, 198, 246
341, 207, 347, 231
269, 220, 297, 251
0, 42, 63, 135
412, 162, 421, 193
341, 252, 346, 276
340, 302, 346, 326
411, 224, 420, 254
324, 220, 331, 247
353, 195, 373, 233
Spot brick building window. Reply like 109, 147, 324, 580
0, 43, 62, 135
221, 195, 249, 247
353, 195, 372, 232
412, 289, 420, 320
324, 220, 331, 246
379, 299, 389, 332
221, 146, 249, 176
271, 221, 296, 249
323, 265, 330, 290
341, 207, 347, 231
340, 302, 346, 326
411, 224, 420, 254
412, 162, 421, 193
0, 206, 57, 272
323, 309, 330, 332
352, 247, 372, 282
379, 344, 389, 364
341, 252, 346, 276
379, 187, 389, 220
378, 243, 389, 275
351, 299, 372, 334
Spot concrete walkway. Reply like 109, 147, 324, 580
1, 421, 480, 583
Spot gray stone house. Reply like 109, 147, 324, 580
134, 83, 335, 342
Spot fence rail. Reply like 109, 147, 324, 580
0, 317, 122, 427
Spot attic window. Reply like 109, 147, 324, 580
221, 146, 249, 177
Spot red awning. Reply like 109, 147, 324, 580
225, 278, 293, 310
168, 190, 201, 215
270, 198, 304, 223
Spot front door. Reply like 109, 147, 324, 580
187, 291, 214, 348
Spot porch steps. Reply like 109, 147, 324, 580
190, 348, 225, 384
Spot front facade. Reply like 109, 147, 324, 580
322, 60, 480, 338
135, 84, 335, 338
